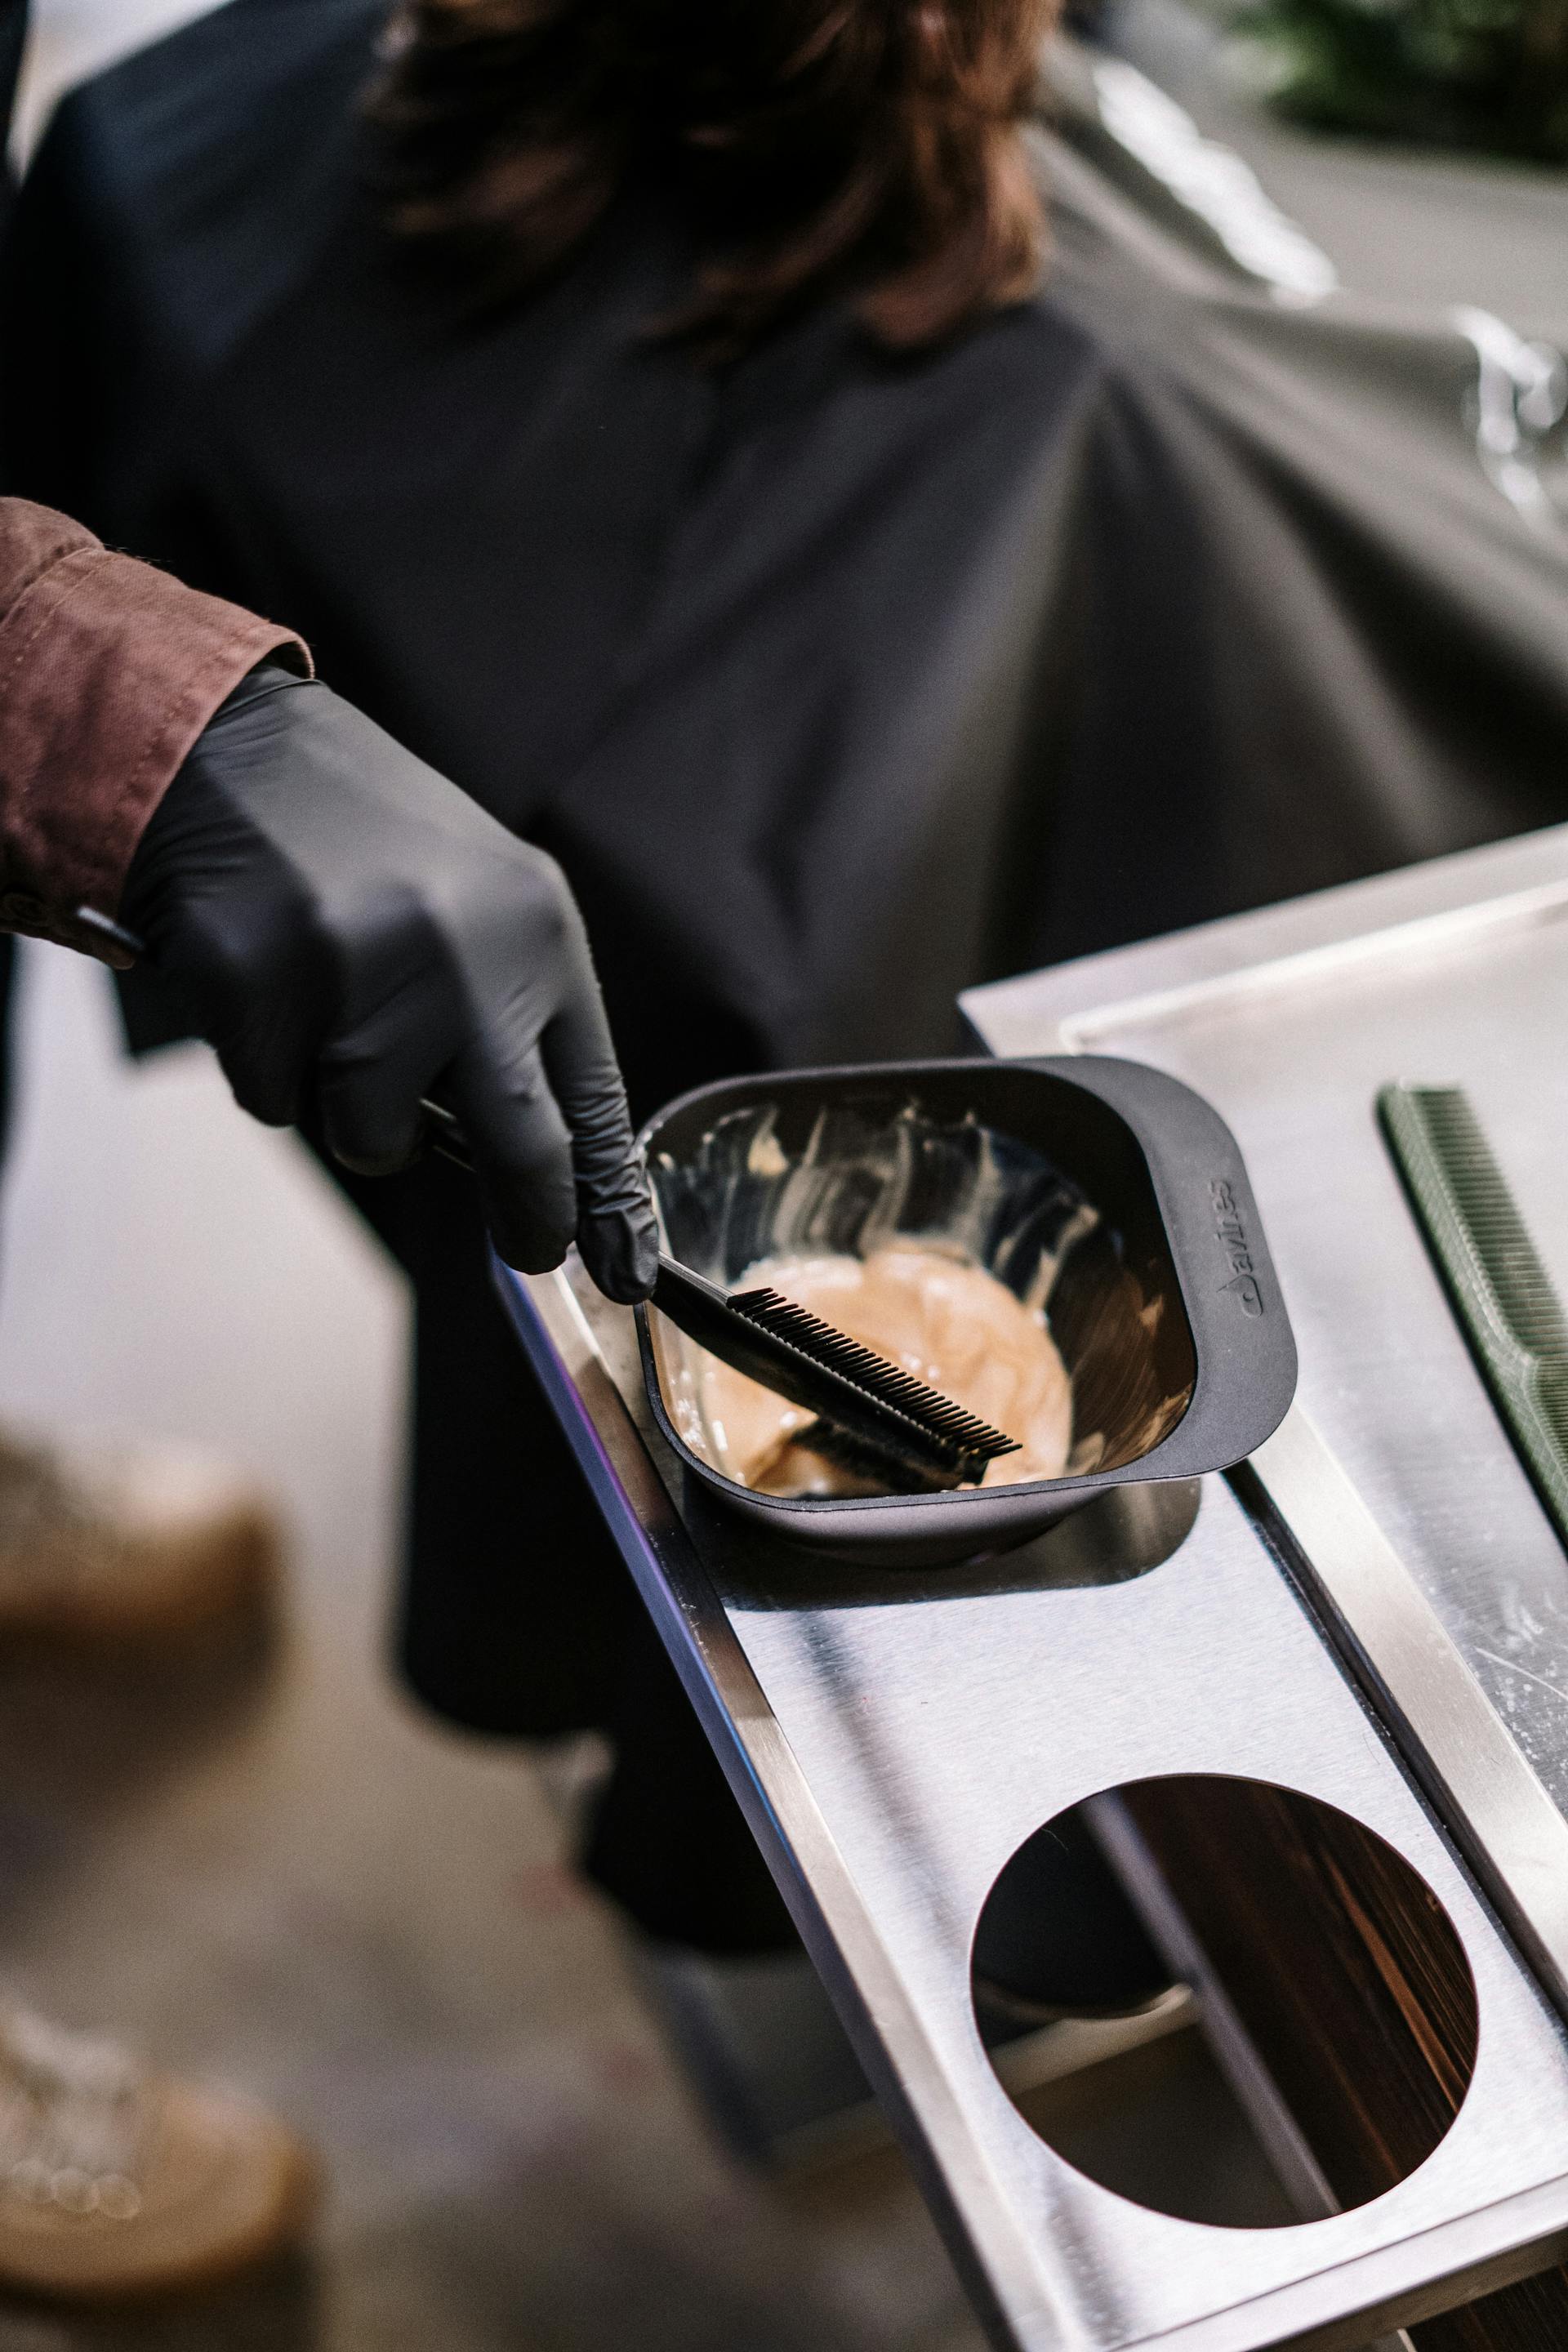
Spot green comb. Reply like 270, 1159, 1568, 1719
1379, 1083, 1568, 1552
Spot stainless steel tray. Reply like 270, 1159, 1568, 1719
502, 825, 1568, 2351
967, 824, 1568, 2016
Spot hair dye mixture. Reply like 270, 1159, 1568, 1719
695, 1242, 1073, 1497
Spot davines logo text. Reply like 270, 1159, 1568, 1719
1211, 1178, 1264, 1316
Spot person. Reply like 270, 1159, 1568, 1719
0, 491, 658, 1658
0, 14, 657, 2287
0, 488, 661, 2289
0, 491, 662, 2289
0, 0, 1089, 1965
18, 0, 1566, 2103
0, 0, 1157, 2299
0, 497, 658, 1300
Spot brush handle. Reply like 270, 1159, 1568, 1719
648, 1255, 968, 1489
650, 1254, 781, 1374
424, 1103, 972, 1489
418, 1095, 474, 1172
418, 1104, 806, 1422
63, 913, 483, 1189
78, 912, 483, 1182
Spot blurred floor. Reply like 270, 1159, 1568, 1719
0, 945, 987, 2350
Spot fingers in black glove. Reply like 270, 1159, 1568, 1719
538, 924, 662, 1304
313, 903, 466, 1177
448, 1034, 578, 1276
122, 666, 658, 1298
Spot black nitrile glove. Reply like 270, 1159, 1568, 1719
121, 663, 659, 1300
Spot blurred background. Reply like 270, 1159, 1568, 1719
0, 943, 983, 2351
1, 0, 1565, 2344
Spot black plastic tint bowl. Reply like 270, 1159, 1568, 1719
635, 1058, 1296, 1567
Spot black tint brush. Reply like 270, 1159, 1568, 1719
421, 1098, 1019, 1494
649, 1256, 1021, 1493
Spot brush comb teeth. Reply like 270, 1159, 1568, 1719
792, 1417, 940, 1496
730, 1285, 1022, 1473
1380, 1082, 1568, 1551
1393, 1087, 1567, 1358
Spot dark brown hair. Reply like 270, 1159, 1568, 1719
369, 0, 1054, 361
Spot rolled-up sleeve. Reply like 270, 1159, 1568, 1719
0, 499, 310, 965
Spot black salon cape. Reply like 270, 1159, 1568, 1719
13, 0, 1568, 1040
7, 0, 1568, 1946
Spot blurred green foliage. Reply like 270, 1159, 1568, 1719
1230, 0, 1568, 158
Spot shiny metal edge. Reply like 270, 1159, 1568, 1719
503, 1262, 1058, 2351
963, 822, 1568, 2031
1111, 2194, 1568, 2352
1085, 1791, 1343, 2225
1240, 1410, 1568, 2022
962, 828, 1568, 1060
501, 1263, 1568, 2352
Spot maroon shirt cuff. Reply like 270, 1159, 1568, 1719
0, 499, 310, 966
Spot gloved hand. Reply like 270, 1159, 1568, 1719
120, 662, 659, 1299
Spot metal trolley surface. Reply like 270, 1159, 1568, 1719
498, 826, 1568, 2352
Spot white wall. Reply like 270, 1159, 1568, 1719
4, 0, 408, 1575
11, 0, 227, 163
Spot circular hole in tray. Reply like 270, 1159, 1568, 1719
971, 1775, 1477, 2229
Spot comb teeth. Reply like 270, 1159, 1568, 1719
795, 1418, 959, 1495
1540, 1364, 1568, 1473
731, 1286, 1021, 1466
1400, 1088, 1567, 1358
1379, 1081, 1568, 1557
